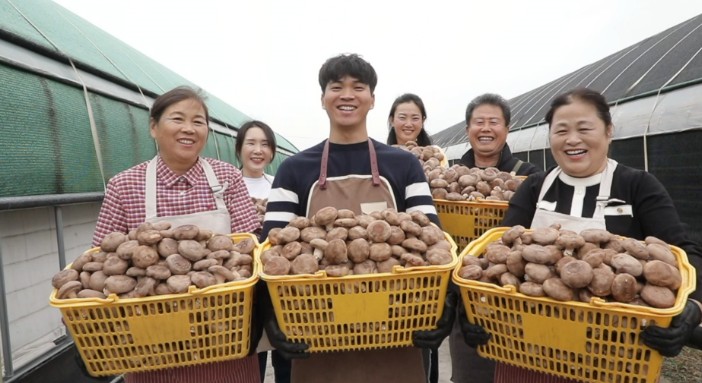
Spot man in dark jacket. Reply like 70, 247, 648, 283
451, 93, 541, 383
459, 93, 540, 176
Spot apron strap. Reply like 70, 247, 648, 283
200, 158, 229, 211
537, 167, 561, 203
536, 160, 618, 219
319, 140, 330, 190
317, 139, 381, 189
594, 159, 618, 220
145, 156, 226, 219
511, 159, 524, 175
368, 139, 381, 186
145, 156, 159, 219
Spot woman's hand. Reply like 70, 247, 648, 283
641, 299, 702, 357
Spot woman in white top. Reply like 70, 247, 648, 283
235, 120, 287, 383
387, 93, 448, 169
236, 120, 276, 199
386, 93, 432, 147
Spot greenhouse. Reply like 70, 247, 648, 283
0, 1, 297, 381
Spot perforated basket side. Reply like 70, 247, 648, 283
63, 285, 254, 376
434, 199, 508, 252
461, 283, 666, 382
268, 270, 449, 352
452, 227, 696, 383
257, 232, 459, 352
49, 233, 260, 376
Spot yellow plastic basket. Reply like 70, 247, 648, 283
453, 227, 697, 383
433, 199, 508, 253
49, 233, 260, 377
257, 232, 458, 352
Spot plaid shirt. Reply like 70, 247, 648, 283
93, 156, 260, 246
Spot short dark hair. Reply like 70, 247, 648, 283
465, 93, 511, 126
318, 53, 378, 93
386, 93, 432, 146
151, 86, 209, 123
235, 120, 277, 163
545, 87, 612, 127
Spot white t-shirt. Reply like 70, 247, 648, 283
243, 174, 274, 199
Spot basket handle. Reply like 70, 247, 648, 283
261, 269, 330, 280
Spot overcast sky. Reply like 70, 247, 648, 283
53, 0, 702, 151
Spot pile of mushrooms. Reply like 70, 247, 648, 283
392, 141, 446, 167
427, 165, 523, 202
458, 225, 683, 308
52, 222, 255, 299
251, 197, 268, 224
261, 207, 454, 276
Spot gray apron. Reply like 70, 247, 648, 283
530, 159, 617, 231
292, 139, 425, 383
145, 156, 231, 234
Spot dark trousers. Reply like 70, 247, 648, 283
421, 347, 439, 383
258, 350, 292, 383
449, 317, 495, 383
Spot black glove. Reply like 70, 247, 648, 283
642, 299, 702, 357
259, 281, 310, 360
412, 287, 458, 349
248, 281, 266, 356
689, 323, 702, 350
457, 297, 491, 348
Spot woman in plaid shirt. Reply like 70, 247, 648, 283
92, 86, 261, 383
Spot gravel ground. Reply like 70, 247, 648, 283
661, 347, 702, 383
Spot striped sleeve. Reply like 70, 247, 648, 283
261, 159, 302, 240
405, 181, 437, 215
403, 161, 440, 227
263, 187, 299, 225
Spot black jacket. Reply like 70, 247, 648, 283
458, 144, 541, 176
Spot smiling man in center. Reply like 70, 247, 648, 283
259, 53, 454, 383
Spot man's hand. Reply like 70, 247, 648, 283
412, 288, 458, 349
258, 281, 310, 360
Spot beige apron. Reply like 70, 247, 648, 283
145, 156, 231, 233
530, 159, 617, 231
291, 140, 425, 383
134, 157, 261, 382
306, 140, 396, 216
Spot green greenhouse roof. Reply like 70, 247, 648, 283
0, 0, 298, 153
